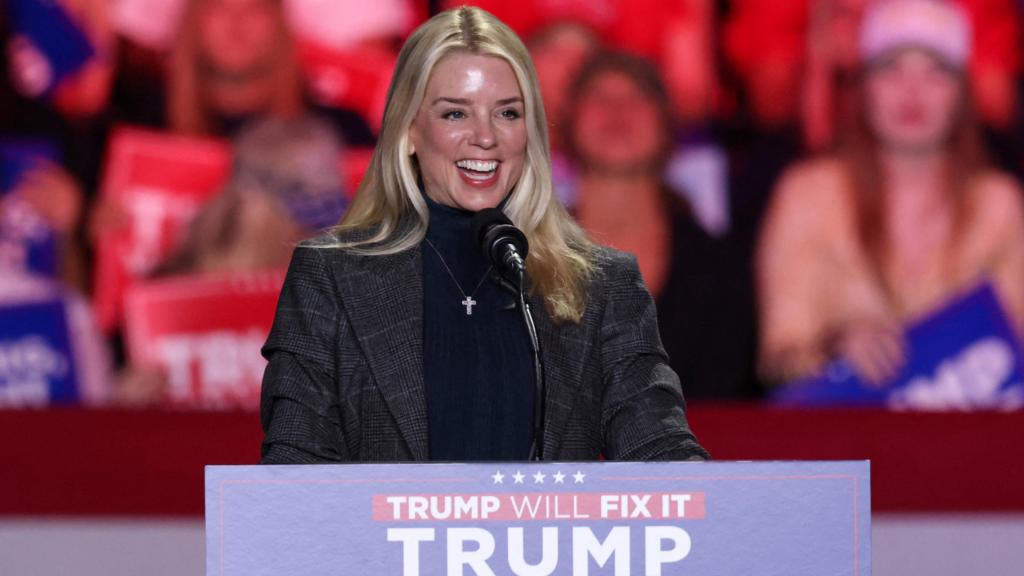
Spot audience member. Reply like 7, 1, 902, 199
566, 52, 758, 399
758, 0, 1024, 385
114, 115, 347, 405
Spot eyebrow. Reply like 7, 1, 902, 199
431, 97, 524, 106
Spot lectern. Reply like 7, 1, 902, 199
206, 461, 869, 575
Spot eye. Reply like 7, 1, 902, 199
499, 108, 522, 120
442, 109, 467, 120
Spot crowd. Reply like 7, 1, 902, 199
2, 0, 1023, 409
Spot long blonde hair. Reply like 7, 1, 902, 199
168, 0, 303, 135
332, 6, 596, 323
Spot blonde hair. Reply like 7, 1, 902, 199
168, 0, 303, 135
332, 6, 596, 323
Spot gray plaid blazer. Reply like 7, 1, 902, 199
260, 231, 709, 463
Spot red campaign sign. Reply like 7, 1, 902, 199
298, 41, 395, 133
124, 269, 286, 410
92, 126, 231, 331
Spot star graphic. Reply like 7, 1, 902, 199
492, 471, 505, 484
573, 470, 586, 484
552, 471, 566, 484
512, 470, 525, 484
532, 471, 546, 484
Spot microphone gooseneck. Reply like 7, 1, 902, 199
471, 208, 546, 461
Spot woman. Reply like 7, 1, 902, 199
164, 0, 373, 144
758, 0, 1024, 385
259, 7, 708, 463
168, 0, 302, 135
565, 51, 757, 399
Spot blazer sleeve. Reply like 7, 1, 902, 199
598, 252, 710, 461
260, 244, 350, 463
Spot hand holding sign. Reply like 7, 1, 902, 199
10, 161, 84, 234
832, 318, 906, 386
776, 283, 1024, 410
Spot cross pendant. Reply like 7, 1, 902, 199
462, 296, 477, 315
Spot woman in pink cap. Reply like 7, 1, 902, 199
757, 0, 1024, 385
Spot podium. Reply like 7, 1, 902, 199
206, 461, 869, 575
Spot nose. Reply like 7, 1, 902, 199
471, 116, 497, 149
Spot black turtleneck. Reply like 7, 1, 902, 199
421, 195, 534, 461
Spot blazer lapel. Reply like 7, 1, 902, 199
530, 293, 590, 459
333, 247, 429, 460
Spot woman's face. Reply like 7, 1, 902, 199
570, 70, 665, 173
197, 0, 281, 77
864, 49, 962, 154
408, 53, 528, 212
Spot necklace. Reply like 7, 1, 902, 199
423, 238, 493, 315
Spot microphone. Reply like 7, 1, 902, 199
471, 208, 529, 291
471, 207, 546, 461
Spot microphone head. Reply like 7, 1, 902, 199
471, 208, 529, 262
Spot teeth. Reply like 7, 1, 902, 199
456, 159, 498, 172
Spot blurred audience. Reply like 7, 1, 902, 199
168, 0, 303, 135
525, 20, 602, 207
114, 115, 347, 405
166, 0, 372, 143
566, 51, 758, 399
158, 115, 347, 275
758, 0, 1024, 385
5, 0, 1024, 406
2, 0, 116, 290
802, 0, 1022, 174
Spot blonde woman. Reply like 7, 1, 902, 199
167, 0, 303, 136
259, 7, 708, 463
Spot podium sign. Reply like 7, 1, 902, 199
206, 461, 869, 575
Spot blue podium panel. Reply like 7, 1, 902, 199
206, 461, 869, 575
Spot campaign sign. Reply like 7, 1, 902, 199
207, 461, 869, 575
8, 0, 95, 98
0, 139, 61, 278
0, 297, 79, 407
93, 127, 231, 331
776, 283, 1024, 410
124, 269, 285, 410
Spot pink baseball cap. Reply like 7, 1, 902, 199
859, 0, 971, 68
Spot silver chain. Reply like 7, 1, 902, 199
423, 238, 493, 314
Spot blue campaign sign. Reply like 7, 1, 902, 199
775, 283, 1024, 409
0, 297, 80, 406
207, 461, 870, 576
7, 0, 95, 98
0, 139, 61, 278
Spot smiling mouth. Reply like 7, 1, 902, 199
456, 159, 499, 181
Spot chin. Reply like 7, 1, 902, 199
883, 134, 946, 155
452, 189, 509, 212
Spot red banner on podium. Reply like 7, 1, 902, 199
124, 269, 285, 410
93, 127, 231, 331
